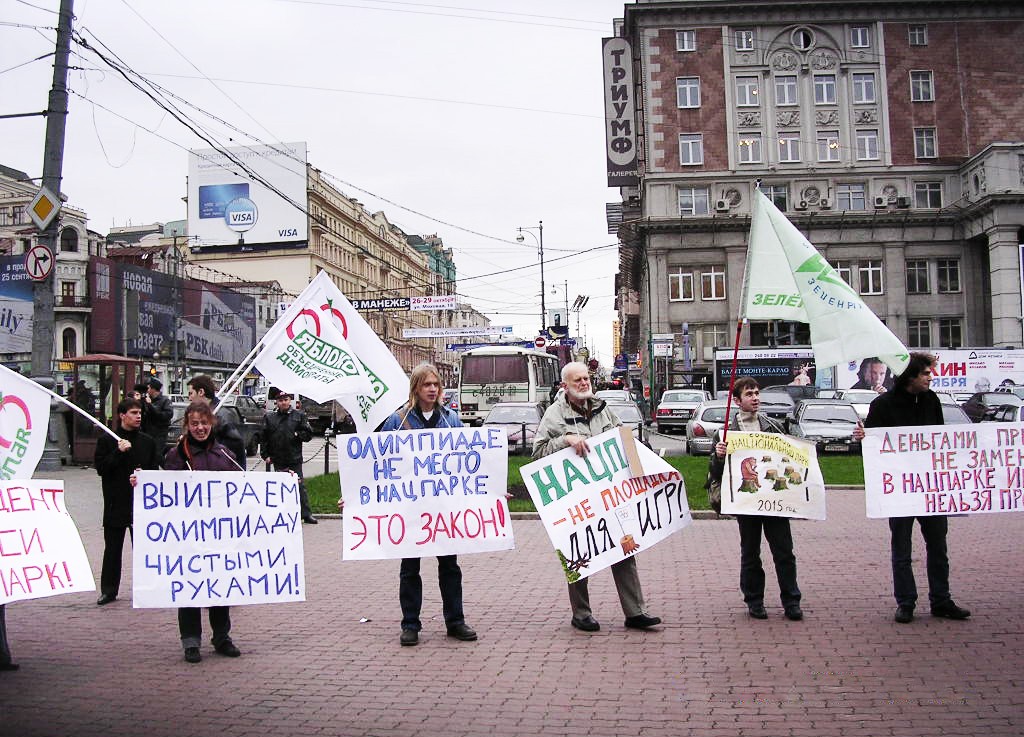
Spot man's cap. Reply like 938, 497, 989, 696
276, 391, 293, 399
147, 378, 163, 390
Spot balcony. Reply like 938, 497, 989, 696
55, 295, 90, 309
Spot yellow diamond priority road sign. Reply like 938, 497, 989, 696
28, 185, 61, 231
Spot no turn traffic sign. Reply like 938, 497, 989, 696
25, 244, 54, 281
534, 336, 547, 349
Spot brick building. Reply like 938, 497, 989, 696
610, 0, 1024, 395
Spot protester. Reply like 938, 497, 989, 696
141, 378, 174, 454
0, 605, 16, 671
93, 397, 162, 606
378, 363, 478, 646
187, 375, 246, 468
161, 401, 244, 662
865, 352, 972, 624
260, 392, 317, 524
532, 361, 662, 633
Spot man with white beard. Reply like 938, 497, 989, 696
532, 362, 662, 633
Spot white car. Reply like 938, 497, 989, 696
832, 388, 880, 420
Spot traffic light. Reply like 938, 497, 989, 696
149, 365, 157, 377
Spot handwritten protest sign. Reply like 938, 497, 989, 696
520, 429, 691, 582
720, 432, 826, 519
339, 427, 513, 560
0, 480, 95, 605
132, 471, 305, 608
863, 422, 1024, 518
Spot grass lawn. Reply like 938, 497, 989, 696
306, 453, 865, 514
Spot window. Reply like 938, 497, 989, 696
61, 328, 77, 359
832, 260, 853, 287
60, 228, 79, 253
762, 184, 789, 210
908, 24, 928, 46
855, 129, 879, 160
814, 74, 837, 104
736, 76, 760, 106
852, 73, 876, 103
914, 127, 937, 158
735, 29, 754, 51
775, 75, 798, 106
737, 135, 762, 163
778, 133, 801, 162
910, 71, 934, 102
906, 260, 930, 294
12, 206, 25, 224
678, 187, 710, 216
676, 30, 696, 52
850, 26, 870, 48
817, 131, 841, 161
859, 260, 883, 295
705, 323, 729, 349
908, 319, 930, 348
836, 183, 867, 211
701, 266, 726, 300
792, 28, 814, 51
939, 318, 962, 348
679, 134, 704, 165
676, 77, 701, 108
914, 181, 942, 208
669, 269, 694, 301
937, 260, 961, 293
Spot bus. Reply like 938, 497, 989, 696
458, 346, 561, 426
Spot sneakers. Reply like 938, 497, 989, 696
213, 640, 241, 657
931, 601, 971, 620
570, 615, 601, 632
747, 604, 768, 620
624, 614, 662, 629
894, 606, 914, 624
400, 629, 419, 646
184, 647, 202, 664
784, 605, 804, 621
447, 623, 478, 641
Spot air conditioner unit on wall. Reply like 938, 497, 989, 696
896, 196, 911, 208
874, 196, 888, 208
819, 198, 832, 209
794, 200, 807, 210
715, 199, 730, 212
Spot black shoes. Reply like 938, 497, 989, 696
96, 594, 116, 606
624, 614, 662, 629
571, 615, 601, 632
214, 640, 241, 657
748, 604, 768, 619
302, 515, 318, 525
784, 605, 804, 621
931, 601, 971, 620
894, 606, 914, 624
447, 623, 478, 641
0, 661, 19, 671
184, 647, 202, 664
400, 629, 419, 646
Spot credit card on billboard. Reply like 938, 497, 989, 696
198, 183, 250, 219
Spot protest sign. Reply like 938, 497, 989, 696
0, 480, 95, 605
0, 364, 53, 481
132, 470, 305, 608
863, 423, 1024, 518
520, 428, 691, 582
720, 432, 826, 520
339, 427, 513, 560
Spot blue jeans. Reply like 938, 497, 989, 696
737, 515, 801, 607
889, 516, 950, 609
399, 556, 465, 631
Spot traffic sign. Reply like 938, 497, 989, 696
25, 244, 54, 281
28, 186, 61, 231
534, 336, 547, 349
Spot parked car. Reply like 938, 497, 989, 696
685, 400, 729, 455
595, 389, 637, 403
482, 402, 545, 454
654, 389, 709, 433
831, 388, 879, 420
605, 400, 647, 443
786, 399, 862, 454
942, 404, 973, 424
758, 389, 795, 420
934, 391, 958, 406
443, 388, 460, 412
961, 391, 1022, 422
989, 403, 1024, 423
993, 385, 1024, 400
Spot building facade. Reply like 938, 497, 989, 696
611, 0, 1024, 395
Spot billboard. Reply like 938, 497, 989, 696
187, 142, 308, 247
713, 348, 817, 393
0, 255, 33, 353
836, 349, 1024, 393
602, 37, 639, 187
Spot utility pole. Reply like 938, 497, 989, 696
31, 0, 74, 377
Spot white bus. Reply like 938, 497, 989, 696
458, 346, 561, 426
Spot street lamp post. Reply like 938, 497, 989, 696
516, 220, 545, 336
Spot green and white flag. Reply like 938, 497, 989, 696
741, 189, 909, 375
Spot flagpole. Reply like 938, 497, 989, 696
44, 382, 121, 441
216, 341, 265, 400
720, 318, 746, 445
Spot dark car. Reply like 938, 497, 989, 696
786, 399, 862, 454
482, 402, 545, 454
961, 391, 1022, 423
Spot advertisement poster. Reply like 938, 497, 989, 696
714, 348, 816, 393
719, 432, 826, 520
836, 349, 1024, 394
0, 255, 33, 354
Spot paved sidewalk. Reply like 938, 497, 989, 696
1, 465, 1021, 737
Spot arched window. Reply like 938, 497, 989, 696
60, 227, 79, 253
61, 327, 77, 358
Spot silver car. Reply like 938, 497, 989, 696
685, 400, 729, 455
655, 389, 709, 433
831, 388, 880, 421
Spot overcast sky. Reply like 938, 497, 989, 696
2, 0, 629, 364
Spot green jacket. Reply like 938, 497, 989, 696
531, 394, 622, 459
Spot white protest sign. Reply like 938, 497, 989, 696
0, 480, 95, 605
132, 471, 305, 608
339, 427, 513, 560
520, 428, 691, 582
863, 422, 1024, 518
720, 432, 827, 520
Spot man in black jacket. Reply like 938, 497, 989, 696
94, 398, 162, 605
865, 352, 971, 624
141, 378, 174, 457
260, 392, 316, 523
187, 375, 246, 468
